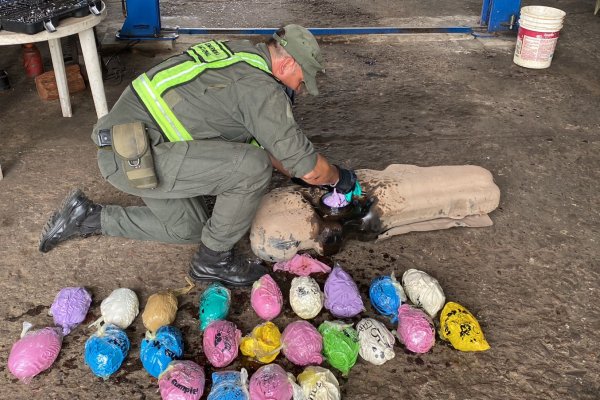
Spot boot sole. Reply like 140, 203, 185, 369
187, 270, 264, 287
39, 189, 88, 253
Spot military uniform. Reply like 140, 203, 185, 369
92, 40, 318, 251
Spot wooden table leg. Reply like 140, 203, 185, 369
78, 28, 108, 118
48, 37, 72, 117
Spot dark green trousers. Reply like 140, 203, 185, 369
97, 139, 272, 251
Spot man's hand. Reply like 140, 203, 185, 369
333, 165, 358, 194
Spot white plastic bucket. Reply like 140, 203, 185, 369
513, 6, 566, 69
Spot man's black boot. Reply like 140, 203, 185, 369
39, 189, 102, 253
188, 244, 269, 287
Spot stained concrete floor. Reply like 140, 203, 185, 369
0, 0, 599, 399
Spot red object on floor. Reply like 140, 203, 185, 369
22, 43, 44, 77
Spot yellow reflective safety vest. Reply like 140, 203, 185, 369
131, 40, 272, 142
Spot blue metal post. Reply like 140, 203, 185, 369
480, 0, 521, 32
118, 0, 163, 38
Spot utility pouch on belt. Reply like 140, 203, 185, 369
112, 122, 158, 189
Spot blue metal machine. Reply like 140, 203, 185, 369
117, 0, 520, 40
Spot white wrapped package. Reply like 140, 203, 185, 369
297, 366, 340, 400
89, 288, 139, 331
356, 318, 395, 365
402, 269, 445, 317
290, 277, 323, 320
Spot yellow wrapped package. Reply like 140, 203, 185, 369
240, 321, 282, 363
142, 278, 195, 333
439, 301, 490, 352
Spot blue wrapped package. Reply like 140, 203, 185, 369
199, 283, 231, 331
84, 324, 130, 379
207, 369, 250, 400
369, 273, 406, 323
140, 325, 184, 378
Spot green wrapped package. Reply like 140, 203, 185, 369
199, 283, 231, 331
318, 321, 359, 376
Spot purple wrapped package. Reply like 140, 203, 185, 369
49, 287, 92, 336
397, 304, 435, 353
158, 360, 206, 400
323, 189, 348, 208
251, 275, 283, 321
281, 321, 323, 366
203, 320, 241, 368
8, 323, 63, 383
249, 364, 293, 400
324, 265, 364, 318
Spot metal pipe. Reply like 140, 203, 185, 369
176, 26, 474, 35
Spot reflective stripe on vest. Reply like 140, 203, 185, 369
131, 40, 271, 142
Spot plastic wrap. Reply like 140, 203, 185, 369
273, 253, 332, 276
84, 324, 130, 379
439, 301, 490, 352
49, 287, 92, 336
251, 274, 283, 321
8, 323, 63, 383
199, 282, 231, 331
323, 189, 348, 208
203, 320, 241, 368
140, 325, 184, 378
318, 321, 359, 376
88, 288, 139, 331
396, 304, 435, 353
323, 265, 364, 318
297, 366, 340, 400
240, 321, 282, 364
249, 364, 294, 400
289, 276, 323, 319
207, 369, 250, 400
158, 360, 206, 400
142, 278, 194, 333
281, 320, 323, 366
356, 318, 395, 365
402, 269, 445, 318
368, 274, 406, 323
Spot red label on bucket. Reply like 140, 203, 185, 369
515, 26, 559, 62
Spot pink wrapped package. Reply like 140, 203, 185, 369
49, 287, 92, 336
8, 323, 63, 383
251, 275, 283, 321
158, 360, 206, 400
249, 364, 293, 400
323, 265, 364, 318
273, 254, 331, 276
281, 321, 323, 366
203, 320, 241, 368
397, 304, 435, 353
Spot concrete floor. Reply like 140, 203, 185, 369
0, 0, 599, 399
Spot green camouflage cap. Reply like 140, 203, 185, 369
273, 24, 324, 95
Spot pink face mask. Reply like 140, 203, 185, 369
8, 323, 63, 384
251, 275, 283, 321
396, 304, 435, 353
281, 320, 323, 366
249, 364, 293, 400
203, 320, 241, 368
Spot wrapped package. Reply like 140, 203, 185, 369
297, 366, 340, 400
203, 320, 241, 368
402, 269, 445, 318
318, 321, 359, 376
369, 274, 406, 323
8, 322, 62, 383
142, 278, 194, 334
199, 282, 231, 331
281, 320, 323, 366
439, 301, 490, 352
49, 287, 92, 336
290, 276, 323, 319
141, 325, 184, 378
356, 318, 395, 365
249, 364, 294, 400
251, 274, 283, 321
84, 324, 130, 379
240, 321, 282, 364
158, 360, 206, 400
273, 253, 332, 276
323, 265, 364, 318
207, 369, 250, 400
88, 288, 139, 332
396, 304, 435, 354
